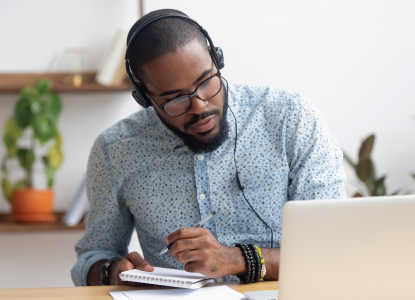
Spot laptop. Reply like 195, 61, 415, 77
245, 195, 415, 300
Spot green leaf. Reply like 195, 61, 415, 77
3, 117, 24, 158
48, 140, 63, 170
17, 149, 35, 171
356, 158, 373, 183
3, 133, 18, 158
44, 93, 62, 119
54, 131, 63, 148
20, 85, 37, 98
1, 178, 13, 202
36, 78, 52, 95
15, 96, 41, 128
358, 135, 375, 160
43, 157, 55, 188
342, 151, 356, 169
373, 176, 386, 196
412, 174, 415, 181
14, 179, 28, 190
4, 117, 23, 137
32, 113, 57, 143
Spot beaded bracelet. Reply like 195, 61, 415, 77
244, 244, 256, 283
249, 244, 261, 283
254, 245, 265, 281
236, 243, 257, 284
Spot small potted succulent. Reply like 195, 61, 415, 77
1, 79, 63, 222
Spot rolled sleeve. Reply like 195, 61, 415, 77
71, 137, 134, 286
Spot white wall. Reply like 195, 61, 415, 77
1, 0, 415, 289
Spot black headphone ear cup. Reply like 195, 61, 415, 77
125, 61, 152, 108
215, 47, 225, 69
132, 89, 150, 108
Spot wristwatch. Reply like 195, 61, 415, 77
101, 258, 120, 285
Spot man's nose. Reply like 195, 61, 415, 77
187, 96, 208, 115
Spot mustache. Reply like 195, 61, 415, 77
184, 109, 221, 131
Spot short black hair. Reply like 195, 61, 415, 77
127, 9, 208, 83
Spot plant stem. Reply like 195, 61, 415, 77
27, 135, 35, 188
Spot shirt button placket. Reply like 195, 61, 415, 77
194, 153, 211, 230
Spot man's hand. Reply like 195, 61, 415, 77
167, 227, 246, 278
87, 252, 154, 286
110, 252, 154, 286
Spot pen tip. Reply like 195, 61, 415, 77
159, 249, 167, 256
212, 211, 217, 215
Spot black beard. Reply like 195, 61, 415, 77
157, 90, 229, 153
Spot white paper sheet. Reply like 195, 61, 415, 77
110, 286, 246, 300
109, 291, 132, 300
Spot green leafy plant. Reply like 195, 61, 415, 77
1, 79, 63, 202
343, 134, 401, 197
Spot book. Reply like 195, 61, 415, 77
62, 176, 88, 226
96, 29, 128, 86
119, 267, 214, 289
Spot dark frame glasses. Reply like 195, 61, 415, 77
146, 71, 223, 118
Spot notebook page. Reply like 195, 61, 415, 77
121, 286, 245, 300
119, 267, 213, 288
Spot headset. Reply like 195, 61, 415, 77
125, 12, 224, 109
125, 12, 274, 247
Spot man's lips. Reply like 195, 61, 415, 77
189, 116, 215, 133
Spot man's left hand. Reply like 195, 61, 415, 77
166, 227, 246, 278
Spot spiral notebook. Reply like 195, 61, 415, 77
119, 267, 214, 289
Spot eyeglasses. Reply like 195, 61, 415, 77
147, 72, 223, 118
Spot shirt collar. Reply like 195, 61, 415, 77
152, 109, 185, 151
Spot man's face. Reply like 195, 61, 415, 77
140, 41, 228, 152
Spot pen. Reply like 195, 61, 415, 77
159, 211, 217, 255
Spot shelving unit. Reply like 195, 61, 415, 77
0, 212, 85, 232
0, 73, 132, 93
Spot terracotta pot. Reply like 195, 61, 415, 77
11, 189, 56, 223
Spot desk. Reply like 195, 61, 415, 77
0, 281, 278, 299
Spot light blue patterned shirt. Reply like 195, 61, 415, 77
71, 84, 346, 286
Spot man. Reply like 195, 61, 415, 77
71, 9, 346, 286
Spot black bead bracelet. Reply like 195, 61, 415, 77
236, 243, 251, 283
244, 244, 256, 283
236, 243, 259, 284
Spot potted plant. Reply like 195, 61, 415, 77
1, 78, 63, 222
343, 134, 403, 197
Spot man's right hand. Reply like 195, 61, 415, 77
87, 251, 154, 286
109, 252, 155, 286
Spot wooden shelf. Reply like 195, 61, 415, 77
0, 212, 85, 232
0, 73, 133, 93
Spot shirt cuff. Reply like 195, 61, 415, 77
71, 250, 123, 286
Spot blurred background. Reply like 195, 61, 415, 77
0, 0, 414, 289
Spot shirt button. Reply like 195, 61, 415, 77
217, 277, 223, 283
198, 154, 204, 161
199, 194, 206, 200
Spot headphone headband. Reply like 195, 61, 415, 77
125, 12, 225, 109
